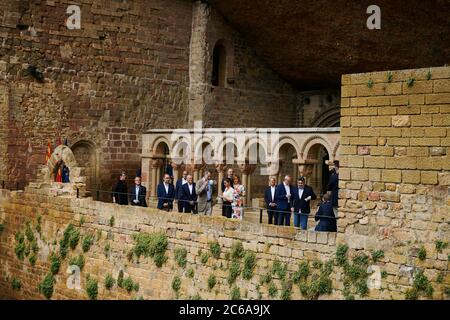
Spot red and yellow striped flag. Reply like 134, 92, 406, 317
45, 139, 52, 164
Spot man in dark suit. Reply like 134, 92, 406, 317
292, 176, 317, 230
180, 174, 197, 213
327, 160, 339, 217
315, 193, 337, 232
157, 173, 175, 211
275, 175, 293, 226
129, 176, 147, 207
112, 171, 128, 205
264, 177, 278, 225
175, 170, 188, 212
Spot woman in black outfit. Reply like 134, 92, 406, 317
221, 178, 234, 218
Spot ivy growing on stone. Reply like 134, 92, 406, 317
207, 274, 217, 290
280, 280, 293, 300
14, 232, 26, 261
405, 269, 433, 300
104, 274, 115, 290
297, 260, 333, 300
59, 223, 79, 258
371, 249, 384, 262
11, 277, 21, 290
38, 273, 55, 299
174, 247, 187, 268
227, 259, 241, 284
109, 216, 115, 227
132, 232, 168, 267
86, 275, 98, 300
242, 251, 256, 280
200, 251, 209, 265
230, 241, 244, 259
271, 259, 287, 280
117, 270, 124, 288
69, 254, 85, 271
49, 253, 61, 275
209, 241, 221, 259
418, 246, 427, 261
435, 240, 448, 253
268, 282, 278, 298
104, 243, 111, 258
230, 286, 241, 300
82, 234, 94, 253
186, 267, 194, 278
172, 275, 181, 292
29, 253, 37, 266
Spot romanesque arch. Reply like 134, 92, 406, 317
71, 140, 98, 194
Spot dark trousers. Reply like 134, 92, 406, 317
222, 201, 232, 218
278, 208, 291, 226
267, 208, 279, 225
184, 203, 196, 214
177, 200, 184, 213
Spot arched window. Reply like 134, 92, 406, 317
212, 41, 227, 87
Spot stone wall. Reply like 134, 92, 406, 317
338, 66, 450, 298
196, 4, 299, 128
0, 185, 339, 300
0, 0, 193, 189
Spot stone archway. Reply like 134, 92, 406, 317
71, 140, 98, 195
37, 145, 86, 187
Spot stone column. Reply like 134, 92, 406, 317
215, 163, 225, 196
150, 159, 163, 198
239, 162, 256, 206
171, 162, 179, 184
188, 0, 210, 124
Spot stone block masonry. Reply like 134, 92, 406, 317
338, 66, 450, 299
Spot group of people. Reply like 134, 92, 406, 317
111, 160, 339, 232
112, 172, 148, 207
263, 160, 339, 232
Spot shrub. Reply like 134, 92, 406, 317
104, 243, 111, 258
208, 274, 217, 290
82, 234, 94, 253
406, 77, 415, 87
133, 232, 168, 267
14, 232, 26, 261
292, 261, 309, 284
260, 272, 272, 285
123, 276, 135, 293
418, 246, 427, 261
0, 223, 4, 232
59, 224, 79, 258
242, 251, 256, 280
174, 247, 187, 268
209, 241, 221, 259
31, 239, 39, 254
11, 277, 21, 290
104, 274, 115, 290
69, 254, 85, 271
39, 273, 55, 299
371, 250, 385, 263
109, 216, 115, 227
230, 241, 244, 260
280, 280, 293, 300
268, 282, 278, 298
200, 251, 209, 265
230, 286, 241, 300
387, 71, 393, 82
227, 259, 241, 284
312, 260, 323, 269
117, 270, 124, 288
186, 267, 194, 278
86, 275, 98, 300
172, 276, 181, 292
29, 253, 37, 266
367, 78, 374, 88
25, 222, 35, 242
50, 253, 61, 275
435, 240, 448, 253
381, 270, 388, 279
271, 260, 287, 280
336, 244, 348, 266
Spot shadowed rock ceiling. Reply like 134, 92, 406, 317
212, 0, 450, 90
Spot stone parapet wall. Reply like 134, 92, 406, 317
337, 66, 450, 299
